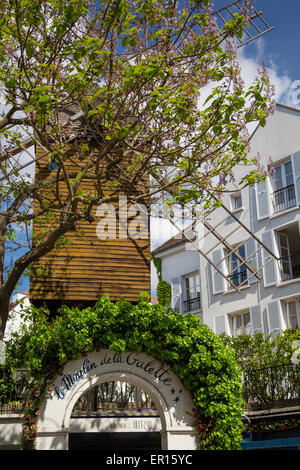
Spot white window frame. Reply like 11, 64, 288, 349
276, 231, 293, 281
271, 158, 296, 213
230, 311, 251, 337
272, 158, 294, 191
231, 193, 242, 212
182, 271, 201, 313
282, 299, 300, 330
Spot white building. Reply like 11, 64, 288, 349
152, 104, 300, 338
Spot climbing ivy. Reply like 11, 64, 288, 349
5, 293, 244, 450
152, 256, 172, 307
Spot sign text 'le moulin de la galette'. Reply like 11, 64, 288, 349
53, 351, 174, 400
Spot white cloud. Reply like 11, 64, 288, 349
237, 42, 293, 107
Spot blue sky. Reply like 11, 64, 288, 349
239, 0, 300, 83
214, 0, 300, 108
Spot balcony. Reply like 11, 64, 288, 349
183, 296, 201, 313
272, 184, 296, 213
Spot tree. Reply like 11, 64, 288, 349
0, 0, 275, 339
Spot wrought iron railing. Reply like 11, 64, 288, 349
0, 369, 28, 414
72, 382, 156, 413
228, 270, 248, 288
272, 184, 296, 213
183, 296, 201, 313
243, 363, 300, 410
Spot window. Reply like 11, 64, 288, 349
231, 194, 242, 211
277, 231, 292, 281
272, 160, 296, 212
227, 244, 248, 288
182, 272, 201, 313
231, 312, 251, 337
283, 300, 299, 329
276, 224, 300, 282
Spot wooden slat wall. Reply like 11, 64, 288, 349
29, 143, 150, 303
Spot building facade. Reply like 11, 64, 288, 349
152, 104, 300, 338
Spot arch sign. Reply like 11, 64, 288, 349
36, 349, 198, 450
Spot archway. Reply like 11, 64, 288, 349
69, 379, 161, 450
36, 349, 199, 450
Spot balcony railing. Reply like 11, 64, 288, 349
278, 252, 300, 282
183, 296, 201, 313
243, 363, 300, 411
228, 270, 248, 288
0, 369, 28, 414
272, 184, 296, 213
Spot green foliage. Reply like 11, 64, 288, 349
6, 295, 244, 450
156, 280, 172, 307
220, 329, 300, 371
220, 330, 300, 411
152, 256, 172, 307
0, 364, 14, 405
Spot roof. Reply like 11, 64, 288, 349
151, 223, 196, 256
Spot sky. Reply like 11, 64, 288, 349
4, 0, 300, 298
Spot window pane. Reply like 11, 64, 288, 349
288, 301, 298, 329
273, 166, 283, 190
236, 315, 242, 329
288, 301, 296, 316
284, 161, 294, 186
234, 195, 242, 209
244, 312, 251, 327
290, 315, 298, 329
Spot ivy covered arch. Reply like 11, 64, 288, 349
6, 293, 244, 450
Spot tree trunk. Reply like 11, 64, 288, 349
0, 214, 8, 341
0, 290, 10, 341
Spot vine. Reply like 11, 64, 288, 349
151, 256, 172, 307
6, 293, 244, 450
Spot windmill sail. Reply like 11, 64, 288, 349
213, 0, 273, 47
162, 193, 279, 293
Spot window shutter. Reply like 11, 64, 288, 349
245, 237, 258, 283
255, 179, 271, 220
267, 300, 284, 336
291, 150, 300, 206
214, 314, 228, 335
211, 248, 226, 294
261, 231, 278, 287
249, 305, 264, 334
171, 277, 182, 313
